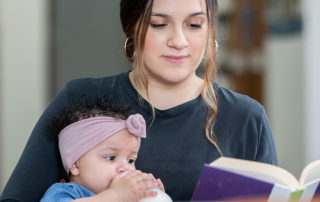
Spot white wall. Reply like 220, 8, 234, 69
0, 0, 48, 193
303, 0, 320, 165
265, 33, 304, 177
54, 0, 128, 93
266, 0, 320, 177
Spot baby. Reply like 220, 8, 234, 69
41, 96, 165, 201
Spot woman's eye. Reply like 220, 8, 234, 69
188, 24, 202, 29
150, 23, 167, 29
105, 156, 115, 161
127, 159, 135, 164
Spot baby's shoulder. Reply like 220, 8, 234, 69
41, 182, 94, 201
44, 182, 79, 193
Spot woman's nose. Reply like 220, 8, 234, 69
167, 26, 188, 50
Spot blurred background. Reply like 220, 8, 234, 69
0, 0, 319, 193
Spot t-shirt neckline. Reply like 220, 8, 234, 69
119, 72, 203, 117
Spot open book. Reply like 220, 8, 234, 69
192, 157, 320, 201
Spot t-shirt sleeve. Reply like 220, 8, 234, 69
255, 107, 278, 165
40, 183, 82, 202
215, 85, 278, 165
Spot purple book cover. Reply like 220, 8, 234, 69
191, 164, 275, 201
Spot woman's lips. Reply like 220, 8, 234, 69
163, 55, 189, 64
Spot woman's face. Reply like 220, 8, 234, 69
142, 0, 208, 85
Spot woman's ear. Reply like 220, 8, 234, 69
69, 163, 80, 176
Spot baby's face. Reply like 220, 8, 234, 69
70, 129, 141, 194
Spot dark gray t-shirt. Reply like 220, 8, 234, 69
0, 72, 277, 202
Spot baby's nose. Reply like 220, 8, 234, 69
117, 161, 130, 173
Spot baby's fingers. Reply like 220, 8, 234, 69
140, 189, 158, 199
128, 170, 156, 182
138, 178, 158, 191
156, 178, 165, 192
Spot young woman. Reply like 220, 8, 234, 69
0, 0, 277, 201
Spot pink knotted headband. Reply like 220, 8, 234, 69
58, 114, 146, 173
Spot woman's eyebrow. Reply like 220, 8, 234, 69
189, 11, 207, 17
151, 11, 207, 18
151, 13, 168, 18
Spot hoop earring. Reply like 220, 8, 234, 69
215, 40, 219, 54
202, 40, 218, 60
124, 37, 135, 61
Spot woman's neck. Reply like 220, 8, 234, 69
129, 71, 203, 110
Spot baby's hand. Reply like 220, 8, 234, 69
109, 170, 159, 201
156, 178, 165, 192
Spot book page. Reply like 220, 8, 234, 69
299, 159, 320, 186
300, 179, 320, 202
210, 157, 300, 189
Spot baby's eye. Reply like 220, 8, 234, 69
105, 156, 116, 161
127, 159, 136, 164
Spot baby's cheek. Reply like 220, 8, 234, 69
104, 173, 118, 189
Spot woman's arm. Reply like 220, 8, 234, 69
255, 107, 278, 165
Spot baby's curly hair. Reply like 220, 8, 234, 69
51, 95, 134, 136
50, 95, 134, 181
